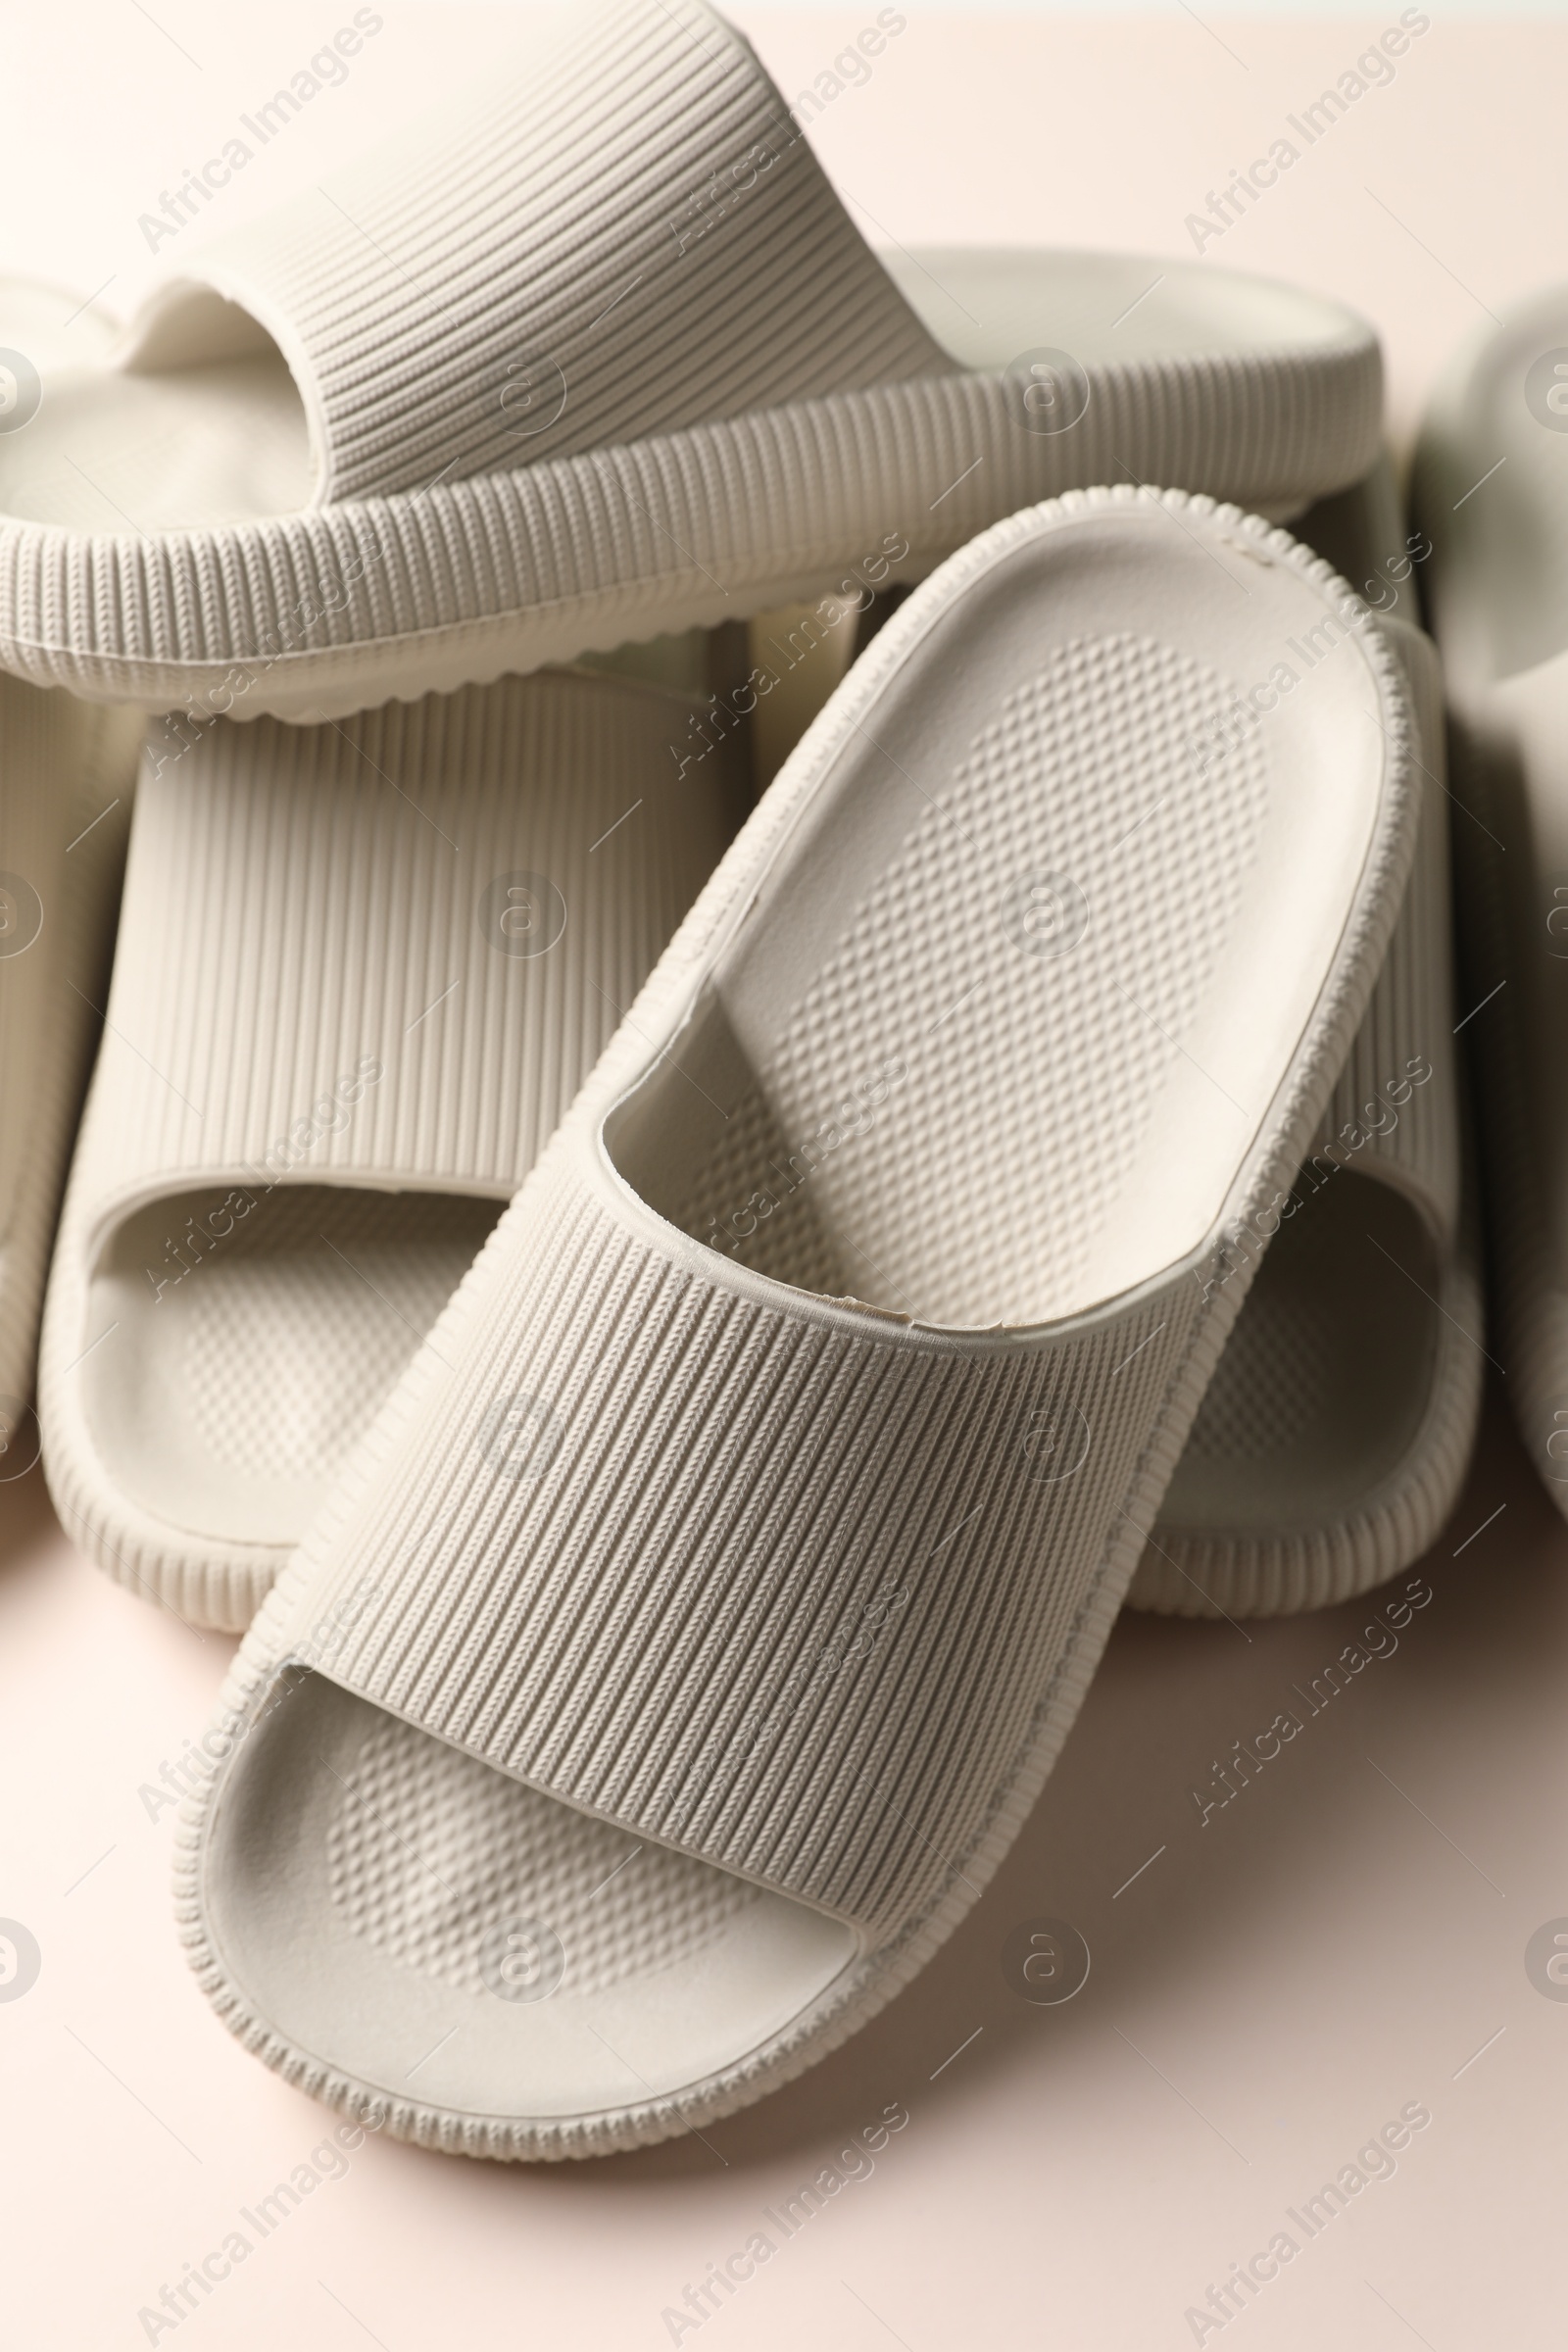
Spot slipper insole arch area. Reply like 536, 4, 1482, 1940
201, 503, 1396, 2128
83, 1184, 503, 1547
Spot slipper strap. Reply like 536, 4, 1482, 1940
283, 1140, 1203, 1941
73, 673, 736, 1233
125, 0, 949, 503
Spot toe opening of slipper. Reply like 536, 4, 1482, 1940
202, 1672, 858, 2131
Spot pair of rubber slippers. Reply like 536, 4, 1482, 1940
3, 0, 1481, 2159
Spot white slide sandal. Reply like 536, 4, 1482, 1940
1135, 464, 1483, 1614
38, 669, 739, 1630
0, 0, 1378, 726
178, 488, 1417, 2157
0, 678, 139, 1459
1415, 288, 1568, 1511
0, 278, 141, 1445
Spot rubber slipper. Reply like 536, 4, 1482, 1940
0, 278, 140, 1450
1413, 288, 1568, 1510
1134, 462, 1483, 1615
178, 487, 1417, 2158
0, 678, 139, 1468
38, 668, 739, 1631
0, 0, 1378, 726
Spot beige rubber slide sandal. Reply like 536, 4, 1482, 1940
0, 280, 142, 1449
1414, 286, 1568, 1512
0, 678, 139, 1468
38, 669, 739, 1631
179, 488, 1416, 2157
0, 0, 1379, 726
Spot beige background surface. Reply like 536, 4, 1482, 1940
2, 8, 1565, 2348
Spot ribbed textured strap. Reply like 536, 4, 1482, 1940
1302, 619, 1457, 1244
0, 683, 138, 1396
0, 690, 132, 1231
286, 1150, 1199, 1939
74, 671, 737, 1229
129, 0, 946, 503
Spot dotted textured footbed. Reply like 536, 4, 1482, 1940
679, 634, 1272, 1326
1181, 1280, 1343, 1461
327, 1714, 760, 1997
180, 1186, 501, 1483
